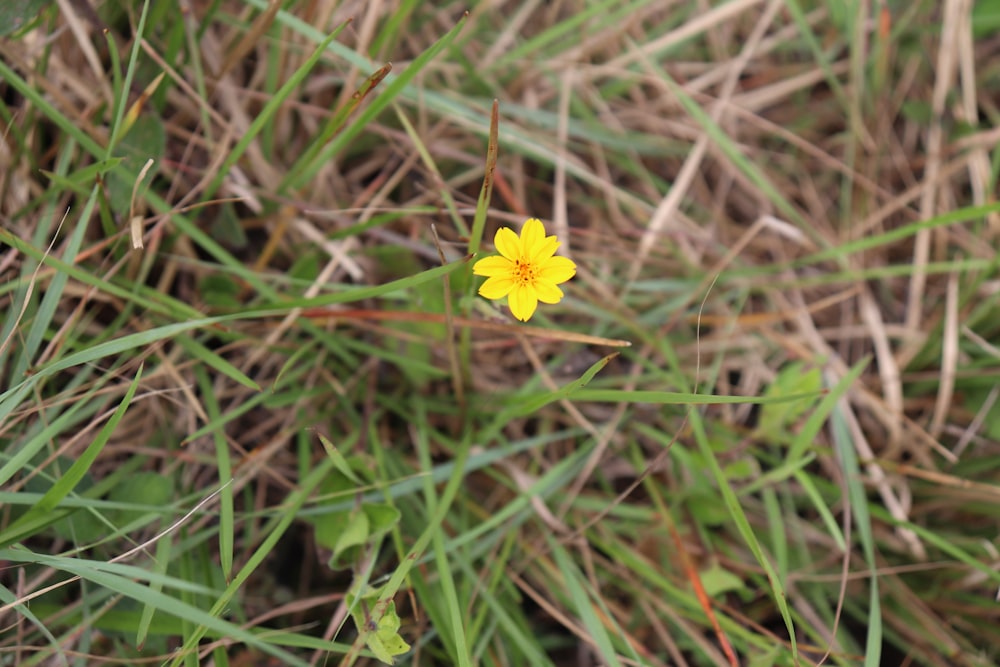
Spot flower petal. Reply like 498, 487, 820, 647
494, 227, 521, 261
537, 255, 577, 284
530, 235, 560, 263
508, 283, 538, 321
473, 255, 513, 276
534, 281, 565, 304
520, 218, 546, 256
478, 275, 516, 299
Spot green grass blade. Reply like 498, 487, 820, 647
194, 365, 235, 581
688, 407, 798, 659
280, 13, 469, 192
831, 403, 882, 667
201, 20, 352, 202
167, 456, 337, 666
0, 366, 143, 548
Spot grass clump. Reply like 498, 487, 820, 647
2, 1, 1000, 666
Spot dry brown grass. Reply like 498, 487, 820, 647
2, 1, 1000, 665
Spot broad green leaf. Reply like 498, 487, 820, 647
0, 0, 51, 36
329, 507, 369, 569
363, 504, 400, 536
108, 472, 174, 527
699, 561, 746, 597
314, 503, 401, 570
198, 273, 243, 309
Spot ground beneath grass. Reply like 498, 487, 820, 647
2, 2, 1000, 666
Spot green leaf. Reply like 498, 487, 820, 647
24, 460, 103, 543
289, 251, 320, 282
363, 601, 410, 665
318, 434, 363, 484
722, 457, 757, 480
699, 561, 746, 597
901, 99, 933, 125
210, 202, 248, 248
363, 504, 400, 536
374, 246, 447, 388
108, 472, 174, 527
330, 507, 369, 568
106, 113, 165, 213
314, 502, 401, 570
684, 489, 730, 527
0, 0, 51, 36
51, 508, 105, 543
306, 457, 399, 568
973, 0, 1000, 36
198, 273, 242, 309
757, 362, 823, 440
748, 644, 785, 667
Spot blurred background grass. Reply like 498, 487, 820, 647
2, 1, 1000, 665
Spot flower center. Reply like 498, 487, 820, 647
514, 259, 536, 285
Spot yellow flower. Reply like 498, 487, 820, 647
473, 218, 577, 322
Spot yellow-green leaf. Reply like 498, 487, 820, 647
364, 601, 410, 664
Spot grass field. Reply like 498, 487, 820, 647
3, 1, 1000, 665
